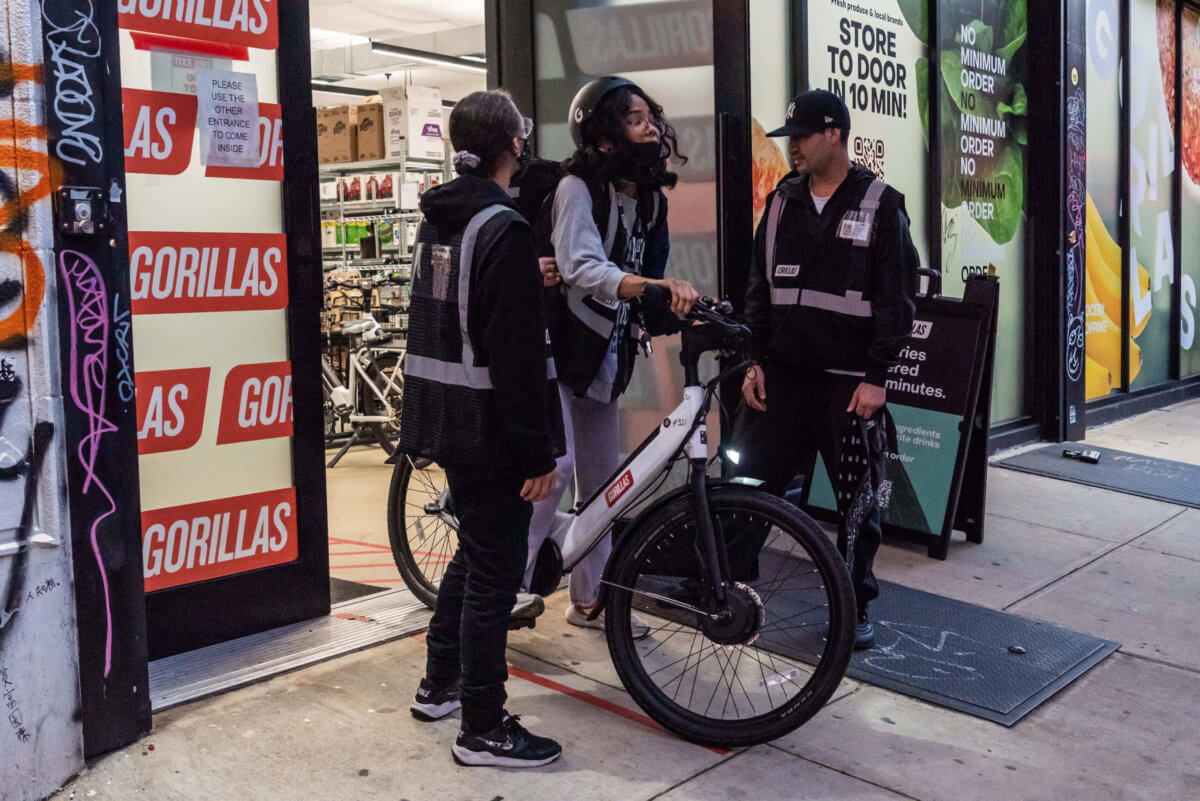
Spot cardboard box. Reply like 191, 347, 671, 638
316, 106, 356, 164
355, 103, 385, 161
382, 85, 445, 161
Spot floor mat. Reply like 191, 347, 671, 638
330, 577, 387, 604
841, 581, 1118, 725
636, 550, 1117, 726
996, 443, 1200, 508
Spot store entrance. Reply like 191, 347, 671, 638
309, 10, 487, 604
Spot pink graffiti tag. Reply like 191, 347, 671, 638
58, 249, 116, 678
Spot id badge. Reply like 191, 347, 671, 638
838, 211, 873, 244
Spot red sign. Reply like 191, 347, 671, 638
217, 362, 293, 444
123, 88, 198, 175
118, 0, 279, 51
135, 368, 211, 454
206, 102, 283, 180
128, 231, 288, 314
605, 470, 634, 507
143, 487, 298, 592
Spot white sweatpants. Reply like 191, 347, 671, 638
523, 383, 620, 606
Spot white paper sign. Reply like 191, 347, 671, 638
151, 51, 232, 95
195, 69, 259, 168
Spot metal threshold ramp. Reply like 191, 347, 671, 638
149, 588, 431, 713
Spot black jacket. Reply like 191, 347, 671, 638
404, 175, 560, 480
745, 164, 918, 385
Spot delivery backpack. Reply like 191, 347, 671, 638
507, 157, 668, 258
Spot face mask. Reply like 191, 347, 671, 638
513, 140, 532, 178
630, 140, 663, 169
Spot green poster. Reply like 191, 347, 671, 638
920, 0, 1027, 423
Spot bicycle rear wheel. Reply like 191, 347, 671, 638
605, 486, 856, 748
387, 454, 455, 608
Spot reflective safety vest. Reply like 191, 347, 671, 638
550, 181, 665, 398
399, 204, 561, 468
761, 177, 886, 320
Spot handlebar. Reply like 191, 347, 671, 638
326, 273, 405, 291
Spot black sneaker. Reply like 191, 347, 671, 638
452, 713, 562, 768
410, 678, 461, 721
854, 610, 875, 651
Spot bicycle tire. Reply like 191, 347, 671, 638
387, 454, 455, 609
604, 486, 856, 748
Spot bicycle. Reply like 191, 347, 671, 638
386, 296, 856, 747
322, 275, 407, 467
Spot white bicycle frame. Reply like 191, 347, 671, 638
328, 314, 404, 425
550, 386, 709, 570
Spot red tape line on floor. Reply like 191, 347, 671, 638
328, 536, 391, 550
506, 665, 730, 755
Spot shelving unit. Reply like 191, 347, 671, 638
319, 150, 448, 345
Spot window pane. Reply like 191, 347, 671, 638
1181, 5, 1200, 375
532, 0, 717, 457
1086, 0, 1125, 400
1128, 0, 1175, 388
936, 0, 1029, 423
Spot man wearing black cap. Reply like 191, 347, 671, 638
734, 89, 918, 650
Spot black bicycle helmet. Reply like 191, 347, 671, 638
568, 76, 636, 148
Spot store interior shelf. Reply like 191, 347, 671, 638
319, 157, 445, 176
320, 200, 426, 215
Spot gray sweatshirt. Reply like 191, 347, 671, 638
550, 175, 641, 402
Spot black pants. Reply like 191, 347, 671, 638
732, 366, 882, 611
424, 467, 530, 734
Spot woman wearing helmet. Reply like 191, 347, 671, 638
525, 77, 700, 636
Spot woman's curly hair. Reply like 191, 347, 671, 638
563, 85, 686, 189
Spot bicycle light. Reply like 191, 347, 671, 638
724, 448, 741, 465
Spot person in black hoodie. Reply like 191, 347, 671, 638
399, 90, 563, 768
735, 90, 918, 651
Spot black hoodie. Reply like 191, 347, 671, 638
417, 174, 559, 480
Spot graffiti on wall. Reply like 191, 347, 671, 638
0, 2, 87, 788
0, 36, 53, 632
57, 249, 117, 677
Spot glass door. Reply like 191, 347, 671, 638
115, 2, 328, 657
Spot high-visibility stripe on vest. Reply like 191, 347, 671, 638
763, 178, 886, 317
399, 203, 559, 466
553, 180, 664, 398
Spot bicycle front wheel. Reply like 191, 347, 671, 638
386, 454, 455, 608
605, 486, 856, 748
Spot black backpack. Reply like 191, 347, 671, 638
509, 158, 668, 258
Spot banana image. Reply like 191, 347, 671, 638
1085, 355, 1112, 400
1085, 274, 1143, 383
1085, 194, 1152, 337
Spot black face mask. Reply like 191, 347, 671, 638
630, 140, 663, 169
513, 140, 533, 181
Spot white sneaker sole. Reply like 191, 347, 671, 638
451, 743, 562, 768
565, 607, 651, 640
410, 698, 461, 721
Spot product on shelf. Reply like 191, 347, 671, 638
355, 102, 386, 161
316, 106, 356, 164
381, 85, 444, 161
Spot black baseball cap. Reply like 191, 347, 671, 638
766, 89, 851, 138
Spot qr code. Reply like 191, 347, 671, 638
853, 136, 886, 180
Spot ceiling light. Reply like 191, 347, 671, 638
369, 41, 488, 74
311, 80, 376, 97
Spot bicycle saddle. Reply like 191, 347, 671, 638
340, 318, 376, 335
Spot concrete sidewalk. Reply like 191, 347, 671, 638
48, 402, 1200, 801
